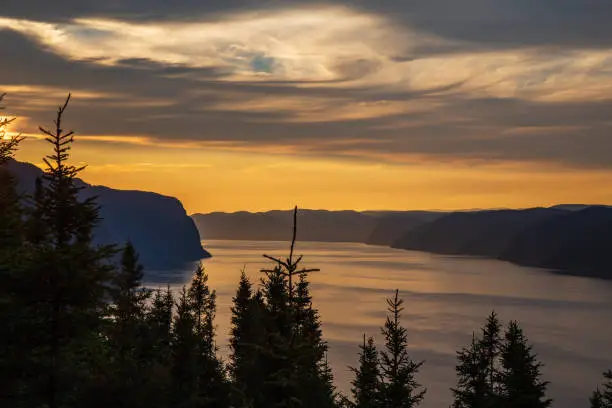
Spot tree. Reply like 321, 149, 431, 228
102, 242, 152, 407
187, 263, 229, 408
350, 334, 381, 408
378, 290, 426, 408
591, 371, 612, 408
0, 94, 27, 407
481, 311, 502, 402
255, 206, 334, 408
229, 270, 260, 406
11, 94, 116, 408
451, 334, 489, 408
171, 287, 199, 407
500, 321, 551, 408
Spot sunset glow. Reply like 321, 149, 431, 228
2, 3, 612, 213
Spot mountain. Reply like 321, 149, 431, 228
6, 159, 209, 269
192, 210, 378, 242
364, 211, 445, 246
391, 208, 565, 257
500, 206, 612, 279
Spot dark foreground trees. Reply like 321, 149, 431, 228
591, 371, 612, 408
452, 312, 551, 408
1, 93, 606, 408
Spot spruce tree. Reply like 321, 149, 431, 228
12, 94, 116, 408
350, 334, 381, 408
103, 242, 152, 407
451, 334, 489, 408
293, 272, 336, 408
500, 321, 551, 408
481, 311, 502, 403
256, 206, 333, 408
144, 285, 175, 405
147, 285, 174, 363
171, 287, 199, 406
591, 371, 612, 408
0, 96, 27, 406
229, 270, 260, 407
187, 263, 229, 408
378, 290, 426, 408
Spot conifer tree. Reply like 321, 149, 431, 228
451, 334, 489, 408
500, 321, 551, 408
13, 94, 116, 408
378, 290, 426, 408
187, 263, 229, 408
147, 285, 174, 363
591, 371, 612, 408
256, 206, 334, 408
350, 334, 381, 408
103, 242, 152, 406
229, 270, 261, 407
171, 287, 199, 406
481, 311, 502, 402
0, 95, 27, 406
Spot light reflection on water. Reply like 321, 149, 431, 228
143, 240, 612, 408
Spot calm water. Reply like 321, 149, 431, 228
143, 240, 612, 408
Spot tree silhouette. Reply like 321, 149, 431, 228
500, 321, 551, 408
350, 334, 382, 408
378, 290, 426, 408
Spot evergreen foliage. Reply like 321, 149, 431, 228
350, 334, 381, 408
378, 289, 426, 408
1, 92, 600, 408
452, 313, 551, 408
500, 321, 551, 408
591, 371, 612, 408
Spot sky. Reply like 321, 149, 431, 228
2, 1, 612, 213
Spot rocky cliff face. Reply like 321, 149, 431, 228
6, 159, 209, 269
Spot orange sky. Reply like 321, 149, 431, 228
2, 4, 612, 213
12, 136, 612, 214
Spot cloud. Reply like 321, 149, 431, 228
1, 4, 612, 170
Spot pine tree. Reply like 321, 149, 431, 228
102, 242, 152, 407
229, 270, 259, 407
378, 290, 426, 408
109, 242, 151, 354
451, 334, 489, 408
481, 311, 502, 403
171, 287, 199, 407
591, 371, 612, 408
187, 263, 229, 408
0, 95, 27, 407
147, 285, 174, 363
12, 94, 116, 408
293, 272, 336, 408
350, 334, 381, 408
143, 286, 175, 406
500, 321, 551, 408
256, 206, 333, 408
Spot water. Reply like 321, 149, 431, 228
143, 240, 612, 408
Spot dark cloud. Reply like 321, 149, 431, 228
3, 0, 612, 49
1, 11, 612, 170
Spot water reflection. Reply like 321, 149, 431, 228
143, 240, 612, 408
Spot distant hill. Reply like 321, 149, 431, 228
391, 208, 565, 257
192, 210, 378, 243
501, 206, 612, 279
364, 211, 445, 246
194, 205, 612, 280
6, 159, 209, 269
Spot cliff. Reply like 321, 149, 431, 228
6, 159, 209, 269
